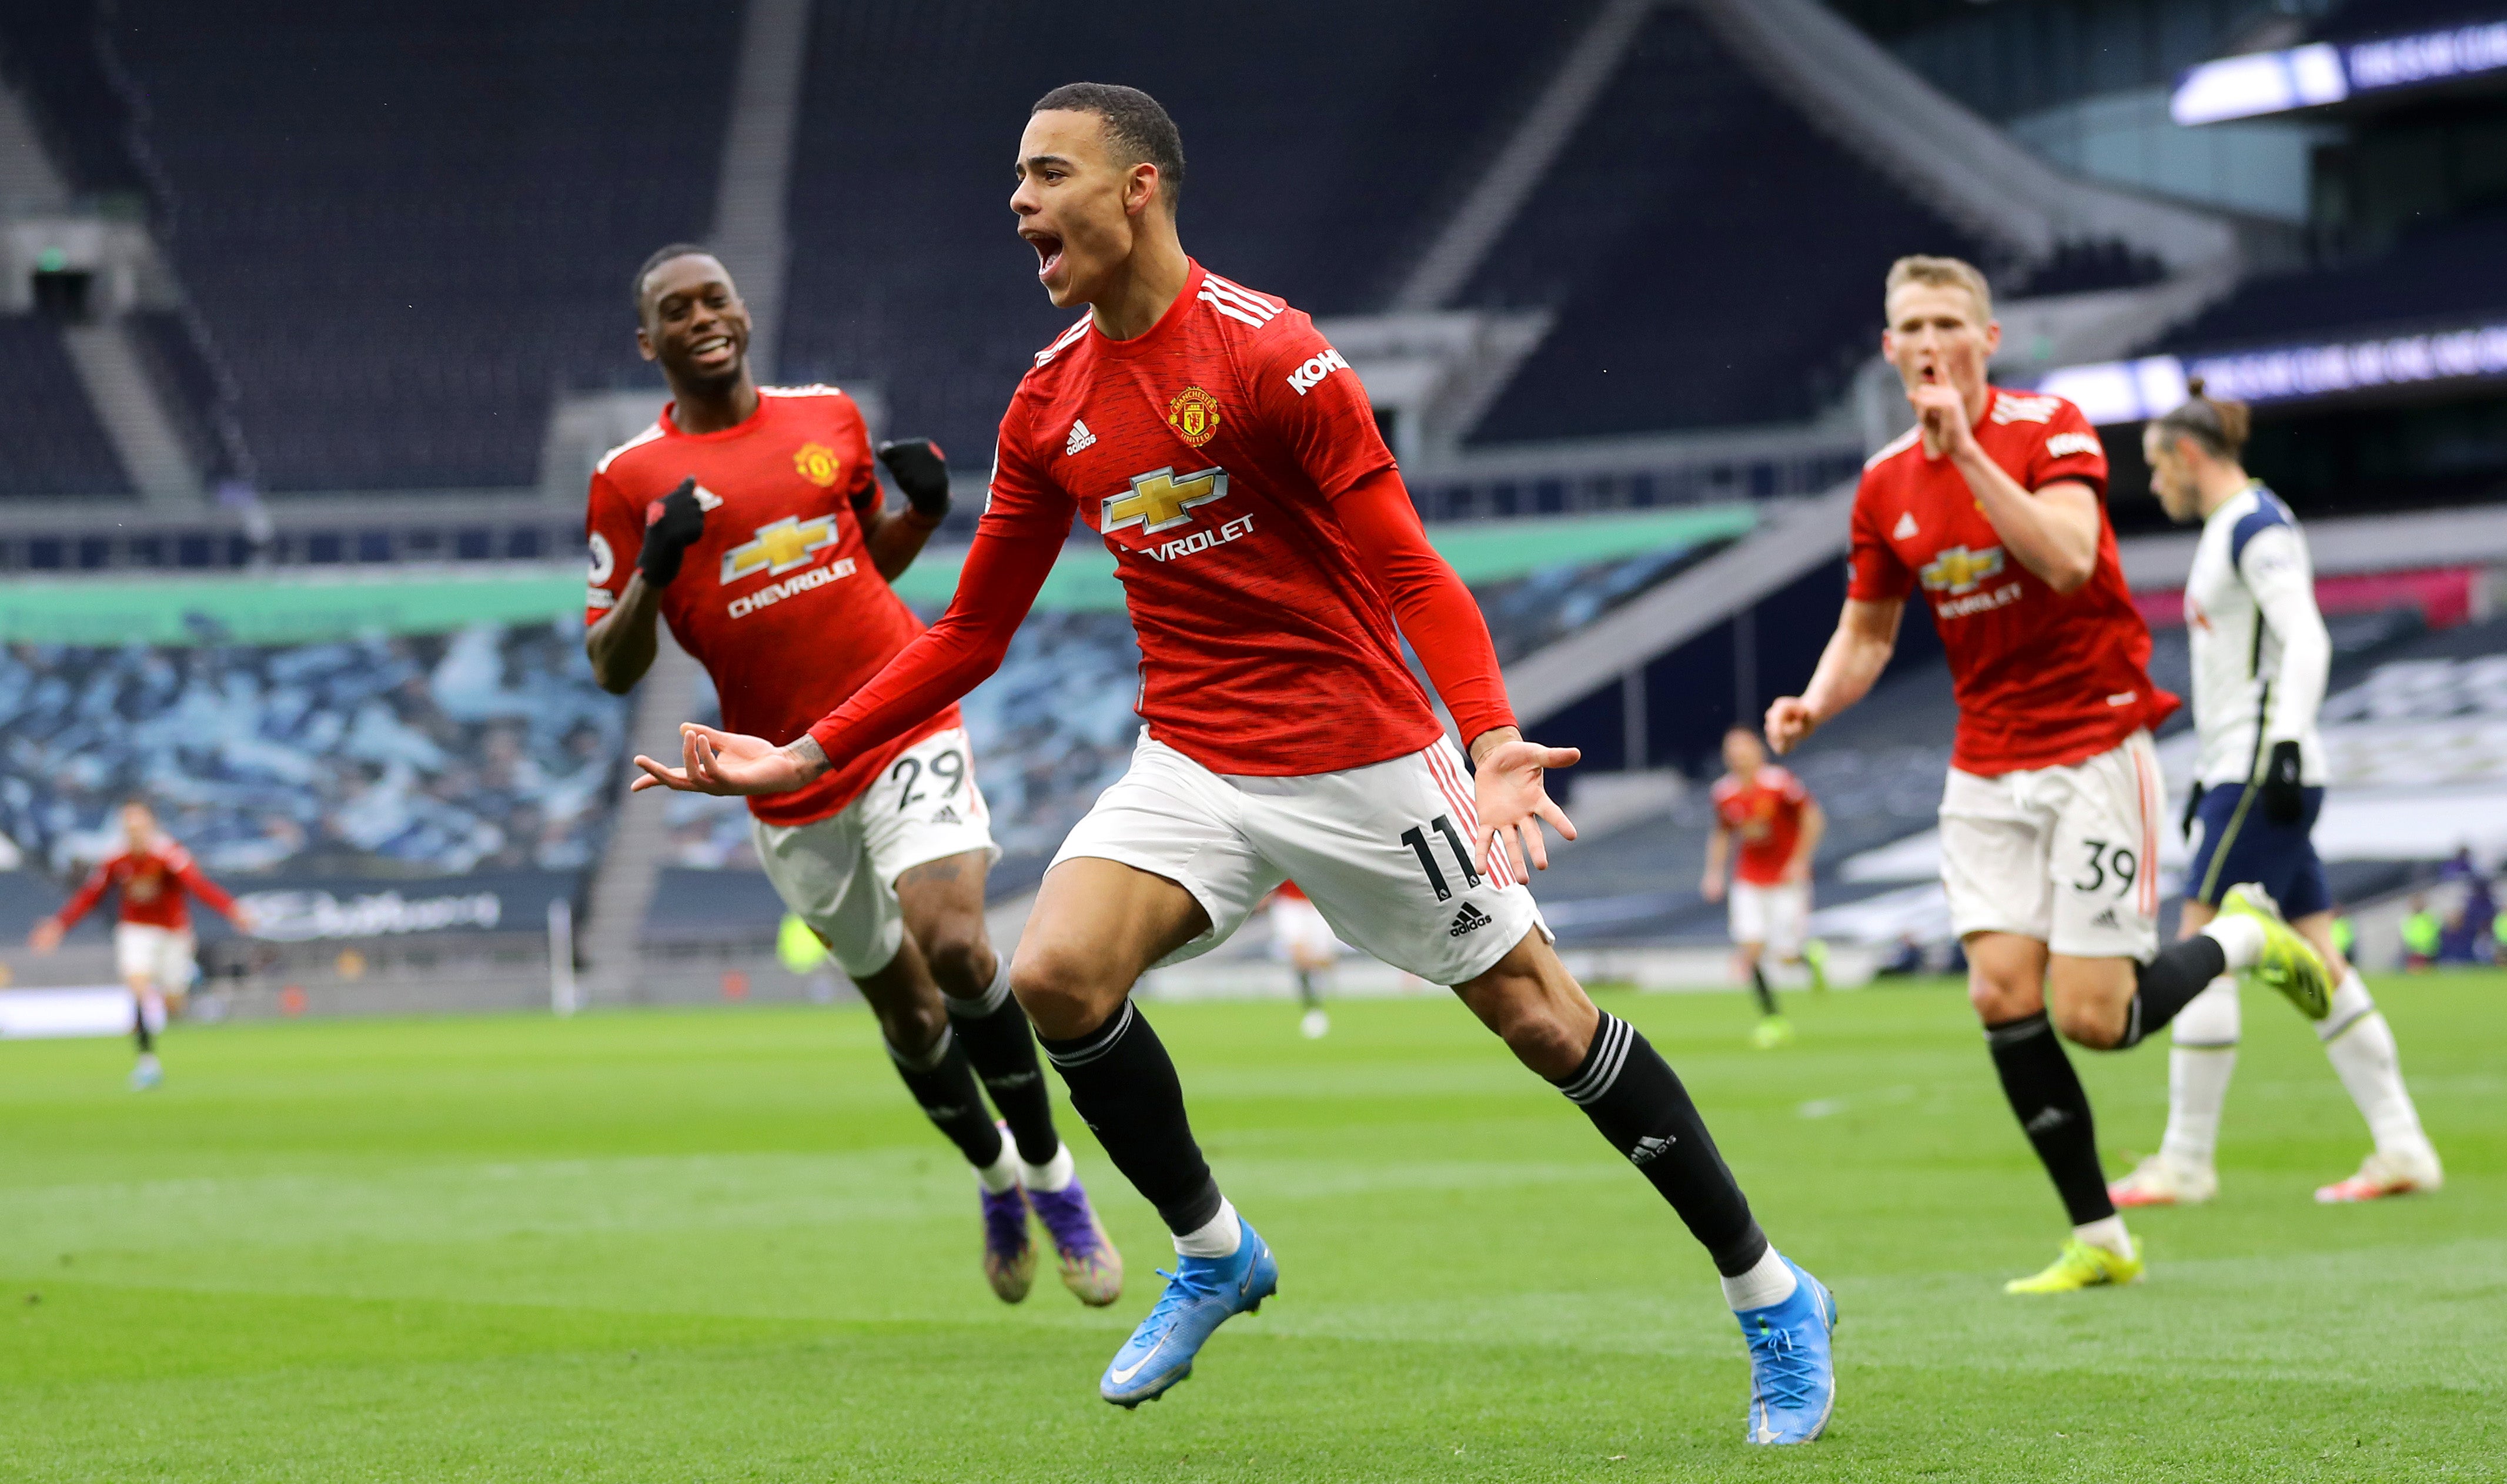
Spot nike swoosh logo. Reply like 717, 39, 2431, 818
1108, 1336, 1168, 1386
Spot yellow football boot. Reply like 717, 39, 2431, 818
2003, 1238, 2144, 1295
2218, 884, 2331, 1020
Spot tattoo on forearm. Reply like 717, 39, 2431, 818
790, 734, 829, 775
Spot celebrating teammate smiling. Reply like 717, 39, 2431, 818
633, 82, 1838, 1445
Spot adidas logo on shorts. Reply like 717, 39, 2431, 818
1448, 903, 1493, 937
2091, 907, 2119, 929
931, 805, 960, 824
1629, 1134, 1677, 1165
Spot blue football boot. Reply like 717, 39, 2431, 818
1736, 1254, 1837, 1445
1098, 1212, 1277, 1407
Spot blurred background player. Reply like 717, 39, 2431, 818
28, 797, 256, 1089
1702, 726, 1826, 1047
585, 245, 1119, 1309
1769, 256, 2331, 1295
2108, 382, 2441, 1209
632, 83, 1838, 1445
1265, 881, 1337, 1038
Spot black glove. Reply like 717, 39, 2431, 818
2259, 740, 2305, 825
2180, 781, 2204, 841
876, 439, 950, 520
638, 477, 705, 586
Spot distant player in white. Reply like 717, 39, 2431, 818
1265, 881, 1338, 1038
2110, 381, 2442, 1207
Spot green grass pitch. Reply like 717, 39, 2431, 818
4, 974, 2501, 1482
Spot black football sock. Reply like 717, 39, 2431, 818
944, 961, 1060, 1167
132, 1001, 155, 1055
886, 1025, 1005, 1170
1555, 1011, 1769, 1276
1749, 962, 1780, 1018
1985, 1011, 2114, 1225
1295, 969, 1321, 1011
1038, 998, 1222, 1236
2116, 935, 2231, 1049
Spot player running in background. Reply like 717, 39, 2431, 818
29, 797, 255, 1089
2107, 382, 2441, 1208
1768, 256, 2331, 1295
632, 83, 1837, 1445
1265, 881, 1337, 1038
1703, 726, 1827, 1047
586, 245, 1119, 1309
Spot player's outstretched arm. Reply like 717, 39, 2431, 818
1766, 598, 1903, 755
585, 573, 665, 693
630, 520, 1064, 799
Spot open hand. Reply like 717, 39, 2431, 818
1470, 736, 1580, 879
632, 724, 820, 797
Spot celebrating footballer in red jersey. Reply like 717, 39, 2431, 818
588, 245, 1120, 1311
634, 82, 1837, 1443
29, 797, 255, 1089
1702, 727, 1827, 1044
1767, 256, 2329, 1296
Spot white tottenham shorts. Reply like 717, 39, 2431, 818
1266, 894, 1342, 966
752, 727, 999, 978
1054, 730, 1550, 987
1938, 728, 2163, 962
113, 923, 196, 991
1728, 880, 1810, 956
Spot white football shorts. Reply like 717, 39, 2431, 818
113, 923, 197, 991
1053, 730, 1550, 986
752, 727, 1000, 978
1727, 880, 1810, 957
1267, 894, 1342, 966
1938, 728, 2163, 962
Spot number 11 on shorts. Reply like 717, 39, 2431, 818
1399, 814, 1482, 901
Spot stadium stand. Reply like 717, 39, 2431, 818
0, 317, 131, 497
0, 621, 626, 881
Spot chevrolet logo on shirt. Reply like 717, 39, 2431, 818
1104, 466, 1228, 536
721, 515, 840, 584
1918, 544, 2005, 595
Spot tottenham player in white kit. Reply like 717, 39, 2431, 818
2107, 382, 2442, 1208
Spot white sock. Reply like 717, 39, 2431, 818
2159, 977, 2239, 1170
2318, 972, 2431, 1157
1017, 1141, 1075, 1194
973, 1142, 1020, 1195
1719, 1246, 1797, 1312
2074, 1215, 2134, 1259
1172, 1196, 1242, 1258
2200, 914, 2267, 971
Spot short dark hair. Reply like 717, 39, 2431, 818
2151, 376, 2251, 460
632, 242, 717, 316
1032, 82, 1185, 213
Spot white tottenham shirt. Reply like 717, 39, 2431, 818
2184, 482, 2329, 788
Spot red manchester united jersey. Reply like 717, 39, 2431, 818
586, 386, 960, 826
1849, 387, 2176, 776
1712, 767, 1810, 886
54, 840, 240, 932
981, 260, 1442, 776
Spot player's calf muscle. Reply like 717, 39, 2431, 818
1455, 931, 1599, 1081
1011, 858, 1205, 1037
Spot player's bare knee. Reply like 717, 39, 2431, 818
1007, 940, 1122, 1038
2052, 999, 2123, 1050
1966, 970, 2040, 1024
918, 918, 995, 997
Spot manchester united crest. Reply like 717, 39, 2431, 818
1166, 386, 1221, 448
792, 442, 843, 487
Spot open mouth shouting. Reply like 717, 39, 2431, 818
1024, 228, 1066, 288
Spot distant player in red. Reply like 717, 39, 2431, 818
29, 797, 255, 1089
633, 84, 1836, 1441
1767, 256, 2329, 1294
584, 245, 1119, 1308
1702, 727, 1826, 1047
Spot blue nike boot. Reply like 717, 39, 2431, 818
1098, 1212, 1277, 1407
1736, 1254, 1837, 1445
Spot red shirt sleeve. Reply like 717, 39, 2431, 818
51, 856, 114, 930
2029, 401, 2109, 499
803, 412, 1070, 763
167, 845, 242, 922
1331, 467, 1517, 748
1846, 475, 1914, 603
1252, 318, 1396, 500
584, 469, 641, 627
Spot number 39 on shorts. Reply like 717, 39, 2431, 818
2073, 838, 2138, 898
